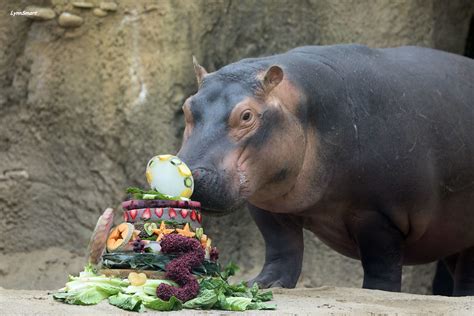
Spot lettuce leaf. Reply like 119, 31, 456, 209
223, 297, 253, 311
109, 290, 182, 312
255, 289, 273, 302
183, 289, 218, 309
109, 293, 143, 312
143, 296, 182, 311
53, 287, 110, 305
53, 271, 126, 306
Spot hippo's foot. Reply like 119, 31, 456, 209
432, 248, 474, 296
248, 260, 299, 288
248, 204, 304, 289
451, 246, 474, 296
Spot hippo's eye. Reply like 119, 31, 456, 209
241, 110, 253, 122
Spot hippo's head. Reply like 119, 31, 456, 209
177, 57, 307, 214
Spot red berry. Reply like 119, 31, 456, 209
155, 208, 163, 218
142, 208, 151, 220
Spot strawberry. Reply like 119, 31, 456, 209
142, 208, 151, 220
155, 208, 163, 218
180, 209, 188, 219
190, 209, 197, 221
197, 212, 202, 223
130, 209, 138, 220
169, 208, 177, 218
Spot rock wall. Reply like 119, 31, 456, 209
0, 0, 472, 292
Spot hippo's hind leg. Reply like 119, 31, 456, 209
432, 260, 454, 296
453, 246, 474, 296
248, 204, 304, 288
354, 211, 404, 292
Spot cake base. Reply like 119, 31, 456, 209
99, 268, 166, 279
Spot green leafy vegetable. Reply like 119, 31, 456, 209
220, 261, 239, 280
224, 296, 253, 311
53, 270, 126, 306
179, 262, 276, 311
144, 296, 182, 311
69, 287, 110, 305
180, 277, 276, 311
54, 263, 275, 312
255, 289, 273, 302
126, 187, 184, 201
109, 281, 182, 312
109, 293, 143, 312
183, 289, 218, 309
54, 286, 113, 306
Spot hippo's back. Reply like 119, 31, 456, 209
280, 45, 474, 191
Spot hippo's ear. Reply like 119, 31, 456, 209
192, 55, 208, 88
262, 65, 284, 93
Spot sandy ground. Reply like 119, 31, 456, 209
1, 286, 473, 315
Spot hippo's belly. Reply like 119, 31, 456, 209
403, 189, 474, 264
302, 201, 362, 260
303, 189, 474, 264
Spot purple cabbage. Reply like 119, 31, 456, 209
156, 234, 205, 302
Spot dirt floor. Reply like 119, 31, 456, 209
1, 286, 473, 315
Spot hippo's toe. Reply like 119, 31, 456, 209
248, 274, 296, 289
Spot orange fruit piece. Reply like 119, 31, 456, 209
106, 223, 134, 252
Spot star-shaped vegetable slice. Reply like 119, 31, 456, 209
131, 229, 141, 240
153, 221, 175, 241
176, 223, 195, 238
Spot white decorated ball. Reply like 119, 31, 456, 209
145, 155, 194, 199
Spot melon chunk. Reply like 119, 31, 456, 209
106, 223, 134, 252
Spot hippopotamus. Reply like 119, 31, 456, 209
177, 44, 474, 295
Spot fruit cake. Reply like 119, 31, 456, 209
88, 154, 219, 301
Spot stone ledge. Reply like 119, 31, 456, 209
1, 286, 473, 315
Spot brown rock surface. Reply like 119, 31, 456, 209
99, 2, 118, 12
23, 6, 56, 20
0, 0, 473, 295
58, 12, 84, 27
72, 2, 94, 9
92, 8, 107, 17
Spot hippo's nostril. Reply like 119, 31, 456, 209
192, 167, 211, 179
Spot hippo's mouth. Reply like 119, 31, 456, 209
199, 205, 239, 217
200, 208, 230, 217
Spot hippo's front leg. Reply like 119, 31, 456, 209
354, 211, 404, 292
248, 205, 304, 288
